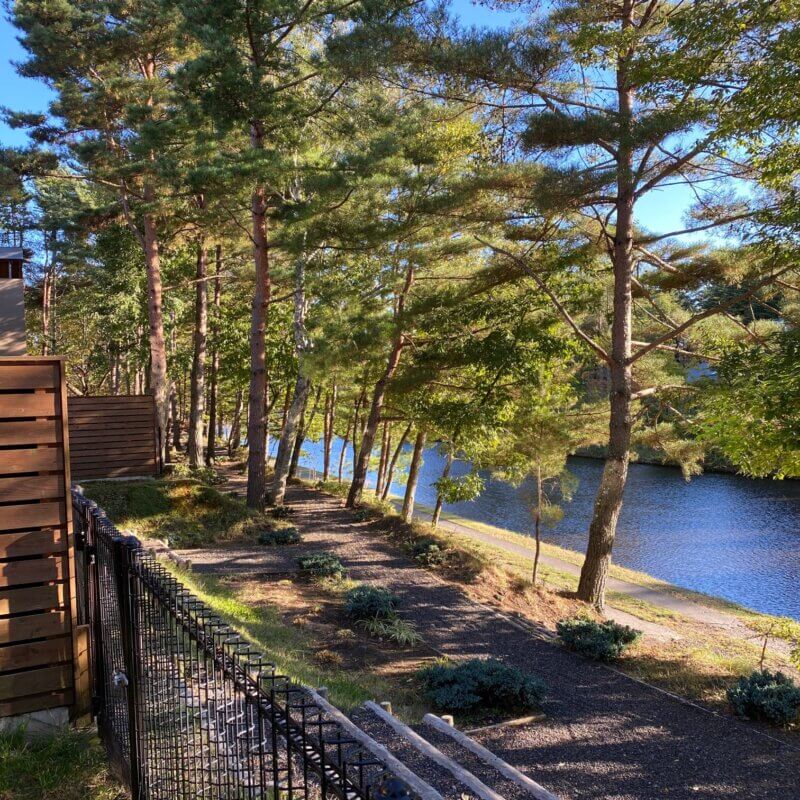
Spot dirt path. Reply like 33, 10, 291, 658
181, 481, 800, 800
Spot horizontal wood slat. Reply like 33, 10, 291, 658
0, 689, 73, 718
0, 447, 62, 476
0, 475, 64, 503
0, 529, 67, 559
0, 557, 64, 588
0, 610, 68, 645
70, 397, 152, 408
0, 664, 72, 702
0, 502, 65, 532
0, 392, 57, 419
75, 465, 155, 480
0, 584, 65, 616
0, 634, 72, 671
68, 424, 154, 440
0, 363, 59, 391
0, 419, 62, 446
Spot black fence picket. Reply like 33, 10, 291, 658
72, 489, 416, 800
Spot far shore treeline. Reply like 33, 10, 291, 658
2, 0, 798, 610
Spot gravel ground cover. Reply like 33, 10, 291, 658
186, 482, 800, 800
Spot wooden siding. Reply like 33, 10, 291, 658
0, 356, 80, 720
68, 394, 159, 480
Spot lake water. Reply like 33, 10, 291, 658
287, 437, 800, 619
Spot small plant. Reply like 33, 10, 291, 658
258, 526, 301, 546
352, 507, 374, 522
357, 617, 423, 647
418, 658, 547, 714
411, 537, 447, 567
171, 463, 225, 485
727, 670, 800, 727
314, 649, 344, 667
297, 551, 346, 579
345, 585, 398, 621
269, 505, 293, 519
556, 617, 641, 661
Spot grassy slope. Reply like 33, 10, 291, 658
0, 729, 124, 800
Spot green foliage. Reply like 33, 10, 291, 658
556, 617, 642, 661
345, 585, 398, 621
269, 505, 294, 520
411, 537, 448, 567
258, 527, 301, 546
434, 470, 485, 503
418, 658, 547, 714
171, 463, 226, 485
727, 671, 800, 727
297, 552, 346, 579
356, 616, 422, 647
352, 507, 376, 522
0, 726, 123, 800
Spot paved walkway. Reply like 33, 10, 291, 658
181, 482, 800, 800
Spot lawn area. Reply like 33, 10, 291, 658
82, 477, 290, 549
0, 728, 124, 800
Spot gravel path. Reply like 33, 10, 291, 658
185, 482, 800, 800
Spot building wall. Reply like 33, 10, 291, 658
0, 280, 26, 356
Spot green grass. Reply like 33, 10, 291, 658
82, 478, 283, 549
0, 727, 124, 800
169, 567, 424, 716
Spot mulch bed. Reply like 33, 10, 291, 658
185, 481, 800, 800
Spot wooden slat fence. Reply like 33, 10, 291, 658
68, 394, 159, 481
0, 356, 87, 722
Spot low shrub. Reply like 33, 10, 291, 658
258, 527, 301, 546
171, 463, 226, 485
727, 670, 800, 727
345, 585, 398, 621
269, 505, 293, 519
418, 658, 547, 714
411, 537, 448, 567
352, 507, 375, 522
357, 617, 422, 647
297, 551, 346, 579
556, 617, 641, 661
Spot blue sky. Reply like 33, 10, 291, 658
0, 2, 693, 234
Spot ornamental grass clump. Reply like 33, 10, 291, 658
411, 537, 448, 567
727, 670, 800, 727
297, 551, 346, 579
556, 617, 641, 661
418, 658, 547, 714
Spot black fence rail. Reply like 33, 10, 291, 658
72, 489, 418, 800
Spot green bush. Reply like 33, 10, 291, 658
269, 505, 293, 519
352, 507, 374, 522
297, 551, 346, 579
418, 658, 547, 714
411, 537, 447, 567
345, 585, 398, 621
727, 670, 800, 727
556, 617, 641, 661
258, 526, 301, 546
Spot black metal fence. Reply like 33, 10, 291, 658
72, 490, 417, 800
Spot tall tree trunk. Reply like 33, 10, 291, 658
577, 19, 635, 610
170, 389, 181, 453
228, 388, 244, 456
337, 414, 352, 483
187, 240, 208, 468
381, 422, 411, 500
431, 449, 453, 528
322, 385, 337, 482
245, 123, 271, 508
347, 265, 413, 507
206, 244, 222, 465
269, 252, 312, 504
401, 430, 426, 522
532, 464, 542, 586
375, 422, 390, 497
289, 385, 321, 479
142, 201, 169, 463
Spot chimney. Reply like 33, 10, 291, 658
0, 247, 26, 355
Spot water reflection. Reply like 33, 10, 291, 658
289, 438, 800, 619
